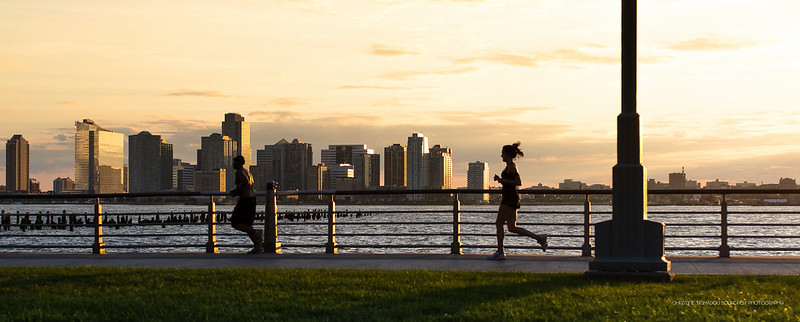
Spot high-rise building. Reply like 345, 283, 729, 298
129, 131, 166, 193
222, 113, 250, 168
194, 169, 226, 192
53, 177, 75, 194
467, 161, 489, 202
384, 144, 406, 187
160, 140, 173, 191
669, 169, 687, 189
427, 145, 452, 189
327, 164, 355, 190
199, 133, 236, 191
173, 160, 195, 192
406, 133, 429, 191
6, 135, 29, 193
28, 178, 40, 193
321, 144, 379, 189
257, 139, 313, 191
74, 119, 125, 194
306, 163, 330, 191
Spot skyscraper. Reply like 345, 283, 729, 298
384, 144, 407, 187
75, 119, 125, 194
199, 133, 235, 191
428, 145, 452, 189
222, 113, 251, 168
6, 135, 29, 193
321, 144, 379, 189
257, 139, 313, 191
468, 161, 490, 202
406, 133, 429, 191
53, 177, 75, 194
129, 131, 162, 193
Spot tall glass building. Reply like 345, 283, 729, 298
75, 119, 125, 194
406, 133, 429, 191
222, 113, 250, 168
467, 161, 489, 202
6, 135, 29, 193
384, 144, 406, 187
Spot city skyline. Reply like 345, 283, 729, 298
2, 1, 800, 191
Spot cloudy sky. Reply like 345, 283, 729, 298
2, 0, 800, 191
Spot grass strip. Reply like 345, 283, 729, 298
0, 267, 796, 321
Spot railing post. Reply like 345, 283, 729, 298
325, 194, 338, 254
451, 193, 462, 255
719, 194, 730, 258
581, 194, 592, 257
206, 196, 218, 253
92, 198, 105, 254
264, 181, 282, 254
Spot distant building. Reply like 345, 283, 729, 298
321, 144, 379, 189
53, 177, 75, 194
669, 169, 687, 189
384, 144, 406, 188
779, 177, 797, 188
28, 178, 40, 193
648, 179, 669, 190
406, 133, 429, 192
327, 164, 355, 191
735, 181, 758, 189
686, 180, 700, 189
528, 183, 553, 190
221, 113, 251, 169
6, 134, 29, 193
199, 133, 236, 191
467, 161, 489, 202
129, 131, 173, 193
257, 139, 313, 191
589, 184, 611, 190
306, 163, 330, 191
74, 119, 125, 194
194, 169, 226, 192
705, 179, 730, 189
427, 145, 452, 190
559, 179, 587, 190
173, 159, 195, 191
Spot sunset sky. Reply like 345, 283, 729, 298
2, 0, 800, 191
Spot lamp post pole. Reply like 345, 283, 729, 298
586, 0, 673, 281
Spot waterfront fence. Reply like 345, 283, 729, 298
1, 188, 800, 257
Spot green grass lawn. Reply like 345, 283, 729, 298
0, 267, 795, 321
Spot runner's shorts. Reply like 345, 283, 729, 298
230, 197, 257, 225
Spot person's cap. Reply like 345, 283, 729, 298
233, 155, 245, 163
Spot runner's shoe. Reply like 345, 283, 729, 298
247, 247, 264, 254
487, 251, 505, 260
538, 234, 548, 252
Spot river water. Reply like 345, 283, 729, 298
1, 204, 798, 257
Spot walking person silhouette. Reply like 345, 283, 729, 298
229, 155, 264, 254
488, 142, 548, 260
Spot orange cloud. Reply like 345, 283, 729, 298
456, 48, 618, 67
370, 44, 420, 56
379, 67, 477, 80
337, 85, 412, 90
267, 98, 310, 106
164, 89, 233, 98
667, 36, 758, 51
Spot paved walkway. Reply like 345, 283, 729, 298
1, 253, 799, 275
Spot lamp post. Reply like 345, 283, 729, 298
585, 0, 673, 281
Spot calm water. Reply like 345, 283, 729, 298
1, 204, 798, 256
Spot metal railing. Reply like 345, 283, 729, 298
1, 188, 799, 257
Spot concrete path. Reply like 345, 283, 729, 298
1, 253, 799, 275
